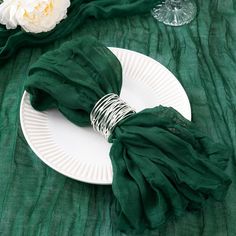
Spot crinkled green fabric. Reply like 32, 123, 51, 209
1, 0, 236, 235
25, 38, 122, 126
0, 0, 159, 61
25, 36, 231, 233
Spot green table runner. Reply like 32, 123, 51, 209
1, 0, 236, 235
0, 0, 159, 61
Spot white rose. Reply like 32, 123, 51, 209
0, 0, 70, 33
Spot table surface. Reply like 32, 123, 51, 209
1, 0, 236, 235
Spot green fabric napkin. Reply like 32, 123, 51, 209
25, 36, 232, 233
0, 0, 159, 62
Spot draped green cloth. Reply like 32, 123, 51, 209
0, 0, 158, 61
1, 0, 236, 235
25, 36, 231, 233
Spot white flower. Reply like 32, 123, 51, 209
0, 0, 70, 33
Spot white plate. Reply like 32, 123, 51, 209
20, 48, 191, 185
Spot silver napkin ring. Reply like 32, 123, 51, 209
90, 93, 136, 139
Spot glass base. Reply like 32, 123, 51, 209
151, 0, 197, 26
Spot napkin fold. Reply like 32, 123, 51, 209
25, 37, 232, 233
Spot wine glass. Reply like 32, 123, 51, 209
151, 0, 197, 26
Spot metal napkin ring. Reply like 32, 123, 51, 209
90, 93, 136, 139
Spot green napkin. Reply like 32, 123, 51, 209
25, 36, 232, 233
0, 0, 159, 61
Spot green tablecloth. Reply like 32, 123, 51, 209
1, 0, 236, 235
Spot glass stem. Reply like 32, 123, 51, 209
166, 0, 183, 10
